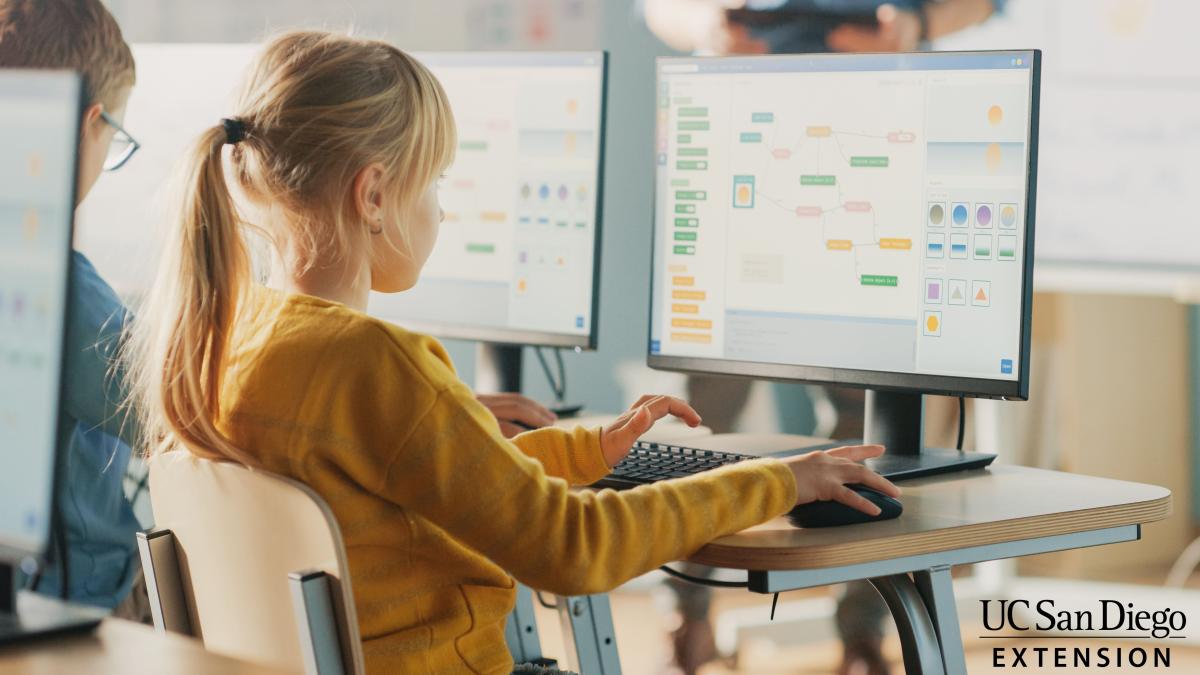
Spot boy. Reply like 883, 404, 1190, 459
0, 0, 142, 612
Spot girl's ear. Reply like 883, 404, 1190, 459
352, 162, 387, 224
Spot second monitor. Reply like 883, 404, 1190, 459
368, 52, 607, 407
368, 52, 607, 370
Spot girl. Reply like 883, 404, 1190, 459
129, 31, 898, 674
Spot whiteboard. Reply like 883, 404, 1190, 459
75, 44, 258, 298
937, 0, 1200, 272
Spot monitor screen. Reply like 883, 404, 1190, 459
0, 71, 81, 557
649, 51, 1039, 399
368, 52, 607, 349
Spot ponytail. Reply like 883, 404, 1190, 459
128, 124, 255, 464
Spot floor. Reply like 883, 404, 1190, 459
530, 581, 1200, 674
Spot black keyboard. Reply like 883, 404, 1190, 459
592, 440, 998, 489
592, 440, 757, 489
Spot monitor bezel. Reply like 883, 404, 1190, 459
0, 70, 84, 563
646, 49, 1041, 401
375, 51, 609, 351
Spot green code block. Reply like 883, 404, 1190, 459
670, 178, 690, 187
677, 160, 708, 170
459, 140, 488, 151
801, 175, 836, 186
677, 147, 708, 157
850, 156, 889, 168
677, 134, 692, 144
739, 132, 762, 143
675, 204, 696, 214
466, 243, 495, 254
752, 112, 774, 123
679, 120, 709, 131
678, 106, 708, 117
674, 218, 698, 227
675, 190, 707, 200
673, 96, 692, 105
860, 275, 898, 287
674, 231, 698, 241
673, 245, 696, 255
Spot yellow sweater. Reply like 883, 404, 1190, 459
218, 287, 798, 674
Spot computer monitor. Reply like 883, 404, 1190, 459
0, 69, 103, 640
367, 52, 607, 400
649, 51, 1040, 471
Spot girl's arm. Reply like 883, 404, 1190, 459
375, 376, 797, 597
509, 425, 612, 486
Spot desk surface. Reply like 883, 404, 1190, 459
689, 464, 1171, 571
0, 617, 296, 674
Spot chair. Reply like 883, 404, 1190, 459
138, 451, 623, 674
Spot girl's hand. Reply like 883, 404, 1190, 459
477, 393, 557, 438
781, 445, 901, 515
600, 395, 702, 467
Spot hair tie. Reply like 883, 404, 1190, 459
221, 117, 247, 145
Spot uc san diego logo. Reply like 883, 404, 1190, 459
981, 599, 1183, 669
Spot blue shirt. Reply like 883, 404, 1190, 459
34, 252, 142, 609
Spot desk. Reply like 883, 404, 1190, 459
687, 464, 1171, 675
0, 613, 296, 674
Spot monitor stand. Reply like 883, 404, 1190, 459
0, 561, 104, 646
474, 343, 582, 418
858, 389, 997, 481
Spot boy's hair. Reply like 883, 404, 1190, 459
0, 0, 136, 108
128, 31, 456, 463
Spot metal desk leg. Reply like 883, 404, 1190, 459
914, 567, 967, 675
869, 575, 946, 675
555, 593, 622, 675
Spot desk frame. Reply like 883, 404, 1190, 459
739, 524, 1139, 675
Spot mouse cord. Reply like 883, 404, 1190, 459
535, 347, 567, 403
956, 396, 966, 451
658, 565, 748, 588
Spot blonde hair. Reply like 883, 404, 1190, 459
128, 31, 456, 461
0, 0, 136, 109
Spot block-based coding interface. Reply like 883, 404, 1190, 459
650, 53, 1035, 382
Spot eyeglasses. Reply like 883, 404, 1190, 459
99, 110, 140, 171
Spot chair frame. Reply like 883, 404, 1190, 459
138, 533, 624, 674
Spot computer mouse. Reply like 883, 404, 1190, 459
787, 484, 903, 528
